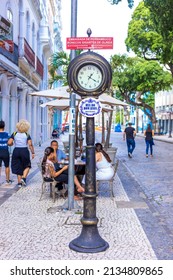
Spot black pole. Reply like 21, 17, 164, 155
69, 117, 109, 253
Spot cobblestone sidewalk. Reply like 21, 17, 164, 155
0, 170, 157, 260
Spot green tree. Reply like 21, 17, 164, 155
49, 50, 84, 87
107, 0, 134, 8
49, 51, 70, 87
110, 54, 173, 123
125, 1, 173, 76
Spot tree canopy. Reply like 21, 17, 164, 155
49, 51, 70, 87
125, 1, 173, 75
110, 54, 172, 122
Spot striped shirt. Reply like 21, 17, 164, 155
0, 132, 9, 150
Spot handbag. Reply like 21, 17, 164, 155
151, 138, 155, 145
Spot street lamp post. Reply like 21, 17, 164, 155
68, 0, 78, 210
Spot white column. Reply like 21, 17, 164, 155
9, 78, 18, 133
0, 74, 9, 130
19, 0, 24, 57
2, 94, 10, 131
31, 96, 38, 144
19, 90, 27, 119
10, 96, 17, 133
48, 108, 53, 140
26, 94, 32, 124
42, 108, 48, 142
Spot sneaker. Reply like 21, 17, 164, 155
21, 178, 26, 186
17, 183, 22, 188
146, 154, 148, 158
128, 153, 132, 158
6, 179, 13, 184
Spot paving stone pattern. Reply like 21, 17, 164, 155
0, 134, 157, 260
0, 171, 156, 260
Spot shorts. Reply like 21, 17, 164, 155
11, 147, 31, 176
0, 149, 10, 168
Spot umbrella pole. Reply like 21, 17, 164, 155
75, 107, 79, 147
105, 109, 113, 148
79, 112, 83, 155
101, 111, 105, 145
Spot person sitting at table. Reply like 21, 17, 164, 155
42, 147, 84, 199
95, 143, 114, 181
50, 140, 67, 162
82, 143, 114, 185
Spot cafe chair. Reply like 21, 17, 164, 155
96, 159, 119, 198
37, 162, 66, 202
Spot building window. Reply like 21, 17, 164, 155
32, 22, 35, 50
26, 11, 30, 42
7, 8, 13, 22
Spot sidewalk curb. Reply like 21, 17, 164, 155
136, 134, 173, 144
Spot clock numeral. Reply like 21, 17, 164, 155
88, 66, 91, 70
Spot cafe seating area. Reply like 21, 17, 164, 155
37, 137, 119, 202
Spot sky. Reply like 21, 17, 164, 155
61, 0, 141, 59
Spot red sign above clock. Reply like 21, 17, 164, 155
66, 37, 113, 50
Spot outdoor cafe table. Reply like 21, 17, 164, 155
58, 160, 85, 176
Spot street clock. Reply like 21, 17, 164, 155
67, 51, 112, 97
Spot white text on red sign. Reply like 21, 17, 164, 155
66, 37, 113, 50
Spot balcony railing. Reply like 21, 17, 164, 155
20, 38, 43, 78
0, 42, 18, 65
24, 38, 35, 68
36, 56, 43, 78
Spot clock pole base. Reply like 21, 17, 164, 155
69, 225, 109, 253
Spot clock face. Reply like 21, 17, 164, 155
77, 64, 103, 91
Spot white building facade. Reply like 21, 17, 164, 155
0, 0, 62, 143
155, 88, 173, 134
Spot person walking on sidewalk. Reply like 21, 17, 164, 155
123, 122, 136, 158
144, 124, 154, 157
0, 120, 13, 184
8, 119, 35, 187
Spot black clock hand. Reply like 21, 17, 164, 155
89, 77, 98, 82
87, 73, 94, 80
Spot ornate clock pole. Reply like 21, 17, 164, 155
67, 32, 112, 252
